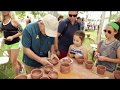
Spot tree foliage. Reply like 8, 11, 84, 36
15, 11, 25, 19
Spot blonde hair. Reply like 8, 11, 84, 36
0, 11, 17, 22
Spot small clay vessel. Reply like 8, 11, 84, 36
43, 65, 53, 74
49, 58, 59, 65
60, 63, 70, 74
31, 69, 43, 79
113, 70, 120, 79
85, 61, 93, 69
97, 65, 106, 75
76, 58, 84, 64
48, 71, 58, 79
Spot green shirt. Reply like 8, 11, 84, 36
22, 21, 54, 67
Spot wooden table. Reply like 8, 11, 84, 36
27, 59, 114, 79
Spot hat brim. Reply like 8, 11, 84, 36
45, 27, 57, 37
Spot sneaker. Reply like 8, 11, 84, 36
19, 64, 24, 73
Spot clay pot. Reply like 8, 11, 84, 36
61, 58, 73, 65
14, 74, 27, 79
60, 63, 70, 74
43, 65, 53, 74
113, 70, 120, 79
85, 61, 93, 69
76, 58, 84, 64
97, 65, 106, 75
31, 69, 43, 79
40, 76, 50, 79
48, 71, 58, 79
49, 58, 59, 65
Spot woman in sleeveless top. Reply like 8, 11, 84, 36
95, 22, 120, 72
0, 11, 23, 76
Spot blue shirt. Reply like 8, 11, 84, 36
22, 21, 54, 67
58, 18, 80, 52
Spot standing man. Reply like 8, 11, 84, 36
55, 11, 81, 59
22, 14, 59, 74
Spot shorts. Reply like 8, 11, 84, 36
4, 42, 21, 50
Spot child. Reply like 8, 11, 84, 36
95, 22, 120, 72
68, 31, 88, 61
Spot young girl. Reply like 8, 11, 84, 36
95, 22, 120, 72
68, 31, 88, 61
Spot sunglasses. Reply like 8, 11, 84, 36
104, 29, 112, 34
69, 14, 77, 17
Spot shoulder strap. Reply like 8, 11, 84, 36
61, 18, 70, 36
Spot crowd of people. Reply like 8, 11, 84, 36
0, 11, 120, 78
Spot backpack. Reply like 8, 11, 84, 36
60, 18, 80, 36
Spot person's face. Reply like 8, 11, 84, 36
2, 11, 10, 16
73, 35, 82, 47
38, 21, 47, 36
104, 26, 118, 39
68, 11, 78, 22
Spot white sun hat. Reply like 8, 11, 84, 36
42, 14, 59, 37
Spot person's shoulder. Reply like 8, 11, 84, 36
11, 19, 20, 27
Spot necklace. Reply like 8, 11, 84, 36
3, 18, 11, 25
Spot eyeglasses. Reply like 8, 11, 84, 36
69, 14, 77, 17
103, 29, 112, 34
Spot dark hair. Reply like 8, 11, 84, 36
74, 31, 85, 43
114, 22, 120, 41
58, 15, 64, 21
77, 17, 81, 20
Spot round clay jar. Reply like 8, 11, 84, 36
85, 61, 93, 69
76, 58, 84, 64
97, 65, 106, 75
43, 65, 53, 74
48, 71, 58, 79
49, 58, 59, 65
31, 69, 43, 79
60, 63, 70, 74
61, 58, 72, 65
113, 70, 120, 79
14, 74, 27, 79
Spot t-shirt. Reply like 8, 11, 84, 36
58, 18, 81, 52
96, 39, 120, 72
22, 21, 54, 67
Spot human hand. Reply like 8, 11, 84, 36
6, 36, 14, 41
40, 57, 53, 66
50, 54, 59, 61
56, 50, 60, 57
97, 56, 106, 61
94, 52, 100, 59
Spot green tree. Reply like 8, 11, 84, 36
15, 11, 25, 19
30, 11, 40, 18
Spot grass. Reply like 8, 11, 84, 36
0, 30, 98, 79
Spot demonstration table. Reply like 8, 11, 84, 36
27, 59, 114, 79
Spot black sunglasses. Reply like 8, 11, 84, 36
69, 14, 77, 17
104, 30, 112, 34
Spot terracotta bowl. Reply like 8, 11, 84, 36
40, 76, 50, 79
48, 58, 59, 65
76, 58, 84, 64
113, 70, 120, 79
14, 74, 27, 79
31, 69, 43, 79
61, 58, 73, 65
85, 61, 93, 69
60, 63, 70, 74
97, 65, 106, 75
43, 65, 53, 74
48, 71, 58, 79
